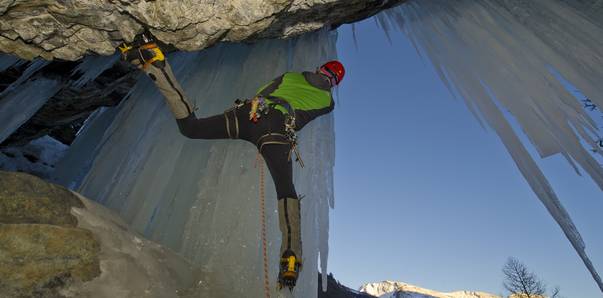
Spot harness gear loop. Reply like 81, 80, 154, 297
256, 133, 290, 154
249, 96, 269, 123
223, 107, 240, 139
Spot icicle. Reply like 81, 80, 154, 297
351, 23, 360, 51
71, 53, 120, 88
0, 54, 25, 72
0, 78, 61, 144
0, 59, 50, 97
375, 13, 394, 45
377, 0, 603, 291
54, 29, 337, 297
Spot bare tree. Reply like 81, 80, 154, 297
502, 257, 546, 298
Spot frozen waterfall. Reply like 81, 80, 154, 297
377, 0, 603, 291
0, 57, 60, 144
54, 30, 337, 297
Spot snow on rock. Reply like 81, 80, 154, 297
359, 281, 499, 298
64, 193, 195, 298
0, 136, 68, 179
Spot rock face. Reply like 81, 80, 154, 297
0, 0, 407, 61
0, 170, 194, 298
0, 171, 100, 297
0, 170, 84, 226
0, 224, 101, 298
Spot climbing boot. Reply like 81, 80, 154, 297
277, 197, 302, 290
118, 31, 194, 119
118, 31, 164, 69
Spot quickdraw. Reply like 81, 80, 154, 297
249, 96, 268, 123
282, 109, 304, 168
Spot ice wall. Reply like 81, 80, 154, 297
377, 0, 603, 291
0, 74, 61, 144
0, 53, 118, 146
55, 30, 337, 297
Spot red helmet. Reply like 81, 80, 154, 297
319, 60, 345, 86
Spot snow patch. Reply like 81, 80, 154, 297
0, 136, 68, 179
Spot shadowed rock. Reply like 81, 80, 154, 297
0, 224, 100, 298
0, 0, 408, 61
0, 170, 84, 226
0, 170, 193, 297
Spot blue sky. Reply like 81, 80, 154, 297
328, 18, 603, 298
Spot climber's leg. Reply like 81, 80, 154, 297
143, 60, 194, 120
144, 60, 238, 139
120, 37, 236, 140
261, 144, 302, 289
261, 144, 297, 200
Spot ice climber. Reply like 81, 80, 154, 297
118, 32, 344, 290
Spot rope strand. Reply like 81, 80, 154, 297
257, 153, 271, 298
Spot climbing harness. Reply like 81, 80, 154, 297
258, 96, 304, 168
256, 132, 304, 169
256, 154, 271, 298
224, 107, 240, 139
229, 97, 305, 168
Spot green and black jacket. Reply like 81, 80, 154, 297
256, 71, 334, 130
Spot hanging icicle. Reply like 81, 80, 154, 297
378, 0, 603, 291
0, 78, 61, 144
71, 53, 120, 88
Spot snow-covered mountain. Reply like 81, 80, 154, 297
359, 281, 499, 298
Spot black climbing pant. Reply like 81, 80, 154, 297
177, 103, 298, 200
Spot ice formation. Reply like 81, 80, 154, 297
0, 56, 61, 145
0, 53, 123, 146
71, 53, 120, 88
0, 54, 24, 72
0, 77, 61, 144
55, 29, 337, 297
376, 0, 603, 291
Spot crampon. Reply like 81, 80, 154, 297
278, 251, 302, 291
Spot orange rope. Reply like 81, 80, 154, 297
256, 153, 271, 298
